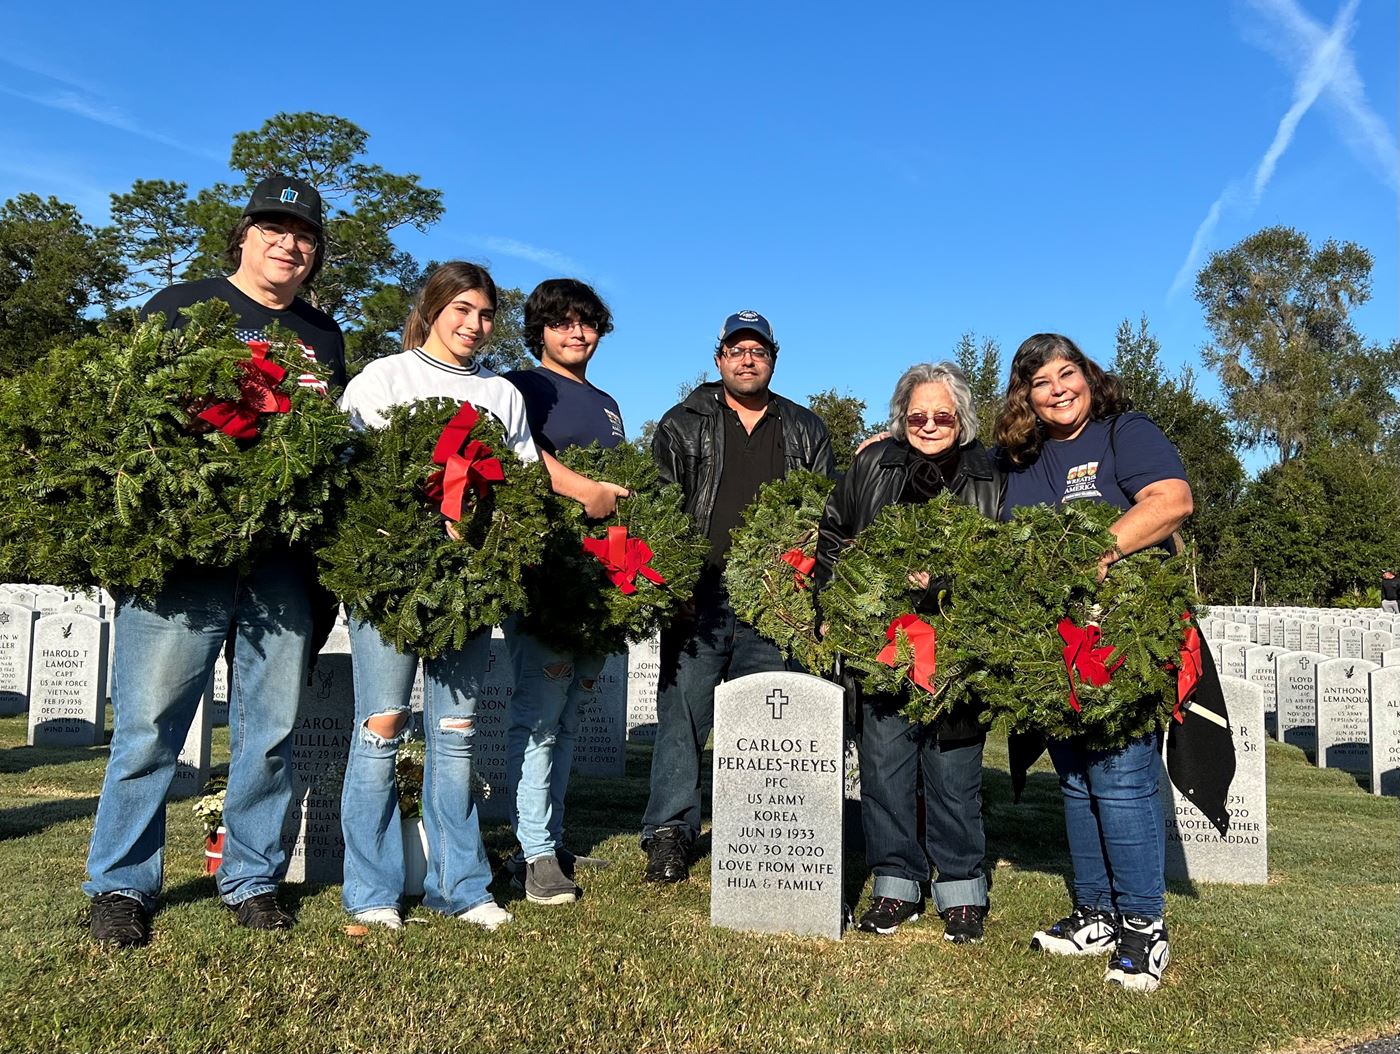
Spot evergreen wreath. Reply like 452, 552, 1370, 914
518, 441, 708, 657
317, 397, 553, 658
815, 492, 1004, 724
723, 470, 834, 667
976, 501, 1196, 749
0, 301, 352, 596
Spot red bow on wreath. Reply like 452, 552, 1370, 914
1057, 618, 1125, 713
195, 341, 291, 440
877, 613, 938, 694
583, 525, 666, 595
422, 402, 505, 521
1172, 615, 1203, 724
779, 547, 816, 589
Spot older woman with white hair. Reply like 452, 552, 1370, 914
814, 361, 1003, 942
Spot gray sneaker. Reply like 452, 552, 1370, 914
525, 854, 580, 905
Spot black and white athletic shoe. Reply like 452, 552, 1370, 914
1105, 914, 1170, 992
857, 896, 923, 935
1030, 905, 1118, 956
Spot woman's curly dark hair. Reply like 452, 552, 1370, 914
523, 278, 614, 357
993, 333, 1128, 466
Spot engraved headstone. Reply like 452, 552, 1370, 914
1339, 628, 1364, 659
710, 672, 845, 940
626, 634, 660, 742
1218, 641, 1249, 680
59, 598, 106, 620
1316, 658, 1377, 774
26, 613, 108, 746
1223, 622, 1250, 642
1198, 617, 1220, 640
1301, 621, 1321, 653
1369, 666, 1400, 797
1362, 630, 1394, 664
471, 629, 513, 822
1163, 676, 1267, 884
169, 694, 212, 800
7, 588, 37, 610
1383, 648, 1400, 667
571, 650, 627, 778
281, 625, 354, 883
1283, 619, 1302, 652
0, 603, 38, 715
1244, 645, 1280, 735
1319, 623, 1341, 657
1275, 651, 1328, 757
1270, 618, 1287, 647
204, 655, 231, 727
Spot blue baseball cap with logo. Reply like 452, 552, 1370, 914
718, 309, 778, 351
243, 175, 324, 234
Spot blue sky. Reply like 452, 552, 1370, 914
1, 1, 1395, 445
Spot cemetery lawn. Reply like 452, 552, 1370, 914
0, 715, 1395, 1054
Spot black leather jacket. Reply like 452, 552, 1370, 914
652, 381, 835, 536
814, 436, 1004, 740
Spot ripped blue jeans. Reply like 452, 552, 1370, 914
340, 617, 493, 916
501, 618, 606, 860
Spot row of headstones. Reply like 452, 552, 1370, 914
1200, 606, 1400, 797
1199, 606, 1398, 658
1, 586, 114, 728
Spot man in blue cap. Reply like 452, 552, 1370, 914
641, 310, 834, 883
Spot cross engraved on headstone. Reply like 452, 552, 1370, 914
767, 689, 789, 720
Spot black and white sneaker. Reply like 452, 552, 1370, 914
857, 896, 922, 935
940, 903, 986, 944
1030, 905, 1118, 956
1105, 914, 1170, 992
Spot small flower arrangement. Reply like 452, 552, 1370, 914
192, 777, 227, 839
394, 736, 491, 820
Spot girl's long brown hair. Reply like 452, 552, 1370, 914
401, 262, 498, 351
993, 333, 1128, 466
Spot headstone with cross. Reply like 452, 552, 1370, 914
709, 671, 845, 940
1274, 651, 1328, 758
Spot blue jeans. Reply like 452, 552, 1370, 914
340, 618, 494, 916
859, 695, 988, 910
1047, 733, 1166, 918
83, 556, 312, 910
641, 588, 797, 842
501, 618, 605, 861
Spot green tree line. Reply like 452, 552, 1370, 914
1, 112, 1395, 606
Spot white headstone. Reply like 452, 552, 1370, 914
1316, 658, 1377, 774
1369, 666, 1400, 797
470, 629, 513, 822
1301, 621, 1321, 653
626, 635, 660, 742
1163, 676, 1267, 884
204, 655, 231, 727
1361, 630, 1394, 664
26, 613, 108, 746
0, 603, 38, 715
170, 693, 212, 800
1223, 622, 1250, 642
571, 650, 628, 778
1319, 623, 1341, 657
1244, 645, 1280, 735
1275, 651, 1328, 757
1339, 627, 1364, 659
710, 672, 845, 940
1382, 648, 1400, 667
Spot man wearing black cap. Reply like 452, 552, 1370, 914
84, 177, 345, 948
640, 310, 834, 883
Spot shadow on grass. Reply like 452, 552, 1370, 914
0, 795, 100, 840
0, 742, 109, 776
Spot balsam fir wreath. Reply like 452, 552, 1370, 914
518, 441, 708, 657
0, 301, 352, 596
815, 492, 1004, 724
976, 500, 1196, 749
317, 398, 553, 658
723, 470, 834, 667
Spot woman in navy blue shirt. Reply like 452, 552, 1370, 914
995, 333, 1192, 994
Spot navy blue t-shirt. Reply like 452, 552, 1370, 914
1001, 412, 1186, 519
504, 367, 625, 453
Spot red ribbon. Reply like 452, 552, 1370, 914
1172, 618, 1203, 724
583, 525, 666, 595
877, 614, 938, 694
779, 547, 816, 589
195, 341, 290, 440
421, 402, 505, 521
1058, 618, 1125, 713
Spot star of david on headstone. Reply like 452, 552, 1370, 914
767, 689, 789, 720
0, 611, 9, 626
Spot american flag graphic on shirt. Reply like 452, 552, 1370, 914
234, 327, 328, 393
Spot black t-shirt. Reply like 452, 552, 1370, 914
706, 405, 785, 568
1383, 576, 1400, 602
503, 367, 625, 454
140, 277, 347, 389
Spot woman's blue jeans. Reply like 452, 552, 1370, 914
83, 557, 312, 910
339, 617, 493, 916
1047, 732, 1166, 918
501, 617, 605, 861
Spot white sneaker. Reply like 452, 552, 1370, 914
457, 901, 513, 931
353, 907, 403, 931
1031, 905, 1118, 956
1105, 914, 1170, 992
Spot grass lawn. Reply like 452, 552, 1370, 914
0, 713, 1395, 1053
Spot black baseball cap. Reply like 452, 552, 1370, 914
243, 176, 324, 234
718, 309, 777, 350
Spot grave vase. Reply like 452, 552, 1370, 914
204, 826, 226, 874
403, 816, 429, 896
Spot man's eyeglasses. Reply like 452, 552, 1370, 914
718, 346, 773, 362
906, 411, 958, 430
253, 222, 318, 253
546, 319, 599, 334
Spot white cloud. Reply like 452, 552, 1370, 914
0, 81, 221, 162
478, 235, 585, 274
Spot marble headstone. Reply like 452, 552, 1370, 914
1275, 651, 1328, 757
1163, 675, 1267, 884
1339, 627, 1364, 660
1218, 641, 1250, 680
170, 694, 212, 800
1315, 658, 1377, 774
1361, 630, 1394, 664
626, 634, 661, 742
1319, 623, 1341, 657
1301, 621, 1321, 653
0, 603, 38, 715
1244, 645, 1280, 735
571, 650, 628, 778
710, 672, 845, 940
26, 613, 108, 746
1368, 666, 1400, 797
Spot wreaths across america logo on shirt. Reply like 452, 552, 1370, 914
1062, 461, 1103, 501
